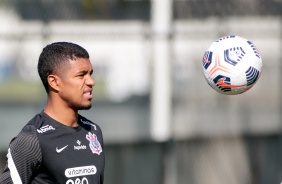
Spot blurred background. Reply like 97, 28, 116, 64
0, 0, 281, 183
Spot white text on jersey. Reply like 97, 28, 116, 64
37, 125, 55, 133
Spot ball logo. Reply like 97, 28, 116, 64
224, 47, 245, 66
213, 75, 231, 92
214, 75, 245, 92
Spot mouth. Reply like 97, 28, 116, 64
84, 90, 93, 99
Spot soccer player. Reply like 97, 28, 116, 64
0, 42, 105, 184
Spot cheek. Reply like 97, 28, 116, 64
60, 89, 81, 104
60, 83, 78, 97
59, 79, 84, 97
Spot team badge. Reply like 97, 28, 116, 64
86, 132, 102, 155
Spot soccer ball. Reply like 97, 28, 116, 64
202, 35, 262, 95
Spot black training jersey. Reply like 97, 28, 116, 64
0, 111, 105, 184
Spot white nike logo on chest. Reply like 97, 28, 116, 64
56, 145, 68, 153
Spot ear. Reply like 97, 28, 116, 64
47, 74, 60, 92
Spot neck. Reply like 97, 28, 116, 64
44, 96, 79, 127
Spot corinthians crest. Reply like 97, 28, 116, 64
86, 132, 102, 155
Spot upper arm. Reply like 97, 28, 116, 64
0, 129, 42, 184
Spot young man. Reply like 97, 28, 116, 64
0, 42, 105, 184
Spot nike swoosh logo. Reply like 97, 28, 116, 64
217, 78, 245, 89
56, 145, 68, 153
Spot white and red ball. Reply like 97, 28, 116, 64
202, 35, 262, 95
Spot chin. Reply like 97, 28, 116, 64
79, 104, 92, 110
72, 103, 92, 111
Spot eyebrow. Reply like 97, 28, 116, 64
76, 69, 93, 75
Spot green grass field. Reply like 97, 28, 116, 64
0, 78, 107, 104
0, 79, 43, 103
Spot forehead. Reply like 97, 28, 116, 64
57, 58, 92, 76
67, 58, 92, 71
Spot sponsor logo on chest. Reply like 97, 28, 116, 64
74, 140, 87, 151
65, 165, 97, 184
37, 125, 55, 133
65, 165, 97, 177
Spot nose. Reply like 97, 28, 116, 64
86, 75, 95, 87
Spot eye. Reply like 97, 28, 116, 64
76, 72, 86, 78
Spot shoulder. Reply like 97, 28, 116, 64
16, 113, 41, 140
10, 123, 41, 160
26, 112, 58, 134
26, 112, 49, 129
9, 112, 47, 156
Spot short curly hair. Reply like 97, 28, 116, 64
38, 42, 89, 93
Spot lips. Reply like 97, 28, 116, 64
84, 90, 93, 99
